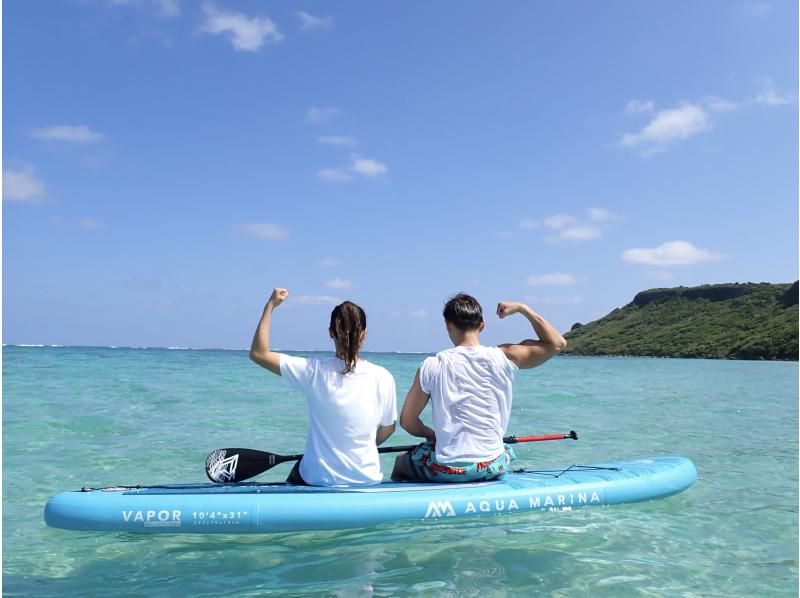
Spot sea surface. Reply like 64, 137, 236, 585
2, 346, 798, 596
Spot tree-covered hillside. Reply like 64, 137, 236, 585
562, 282, 798, 360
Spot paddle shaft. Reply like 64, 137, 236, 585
227, 431, 578, 463
374, 431, 578, 455
205, 431, 578, 482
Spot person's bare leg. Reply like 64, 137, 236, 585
391, 453, 413, 481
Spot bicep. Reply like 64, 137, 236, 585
249, 350, 282, 375
499, 341, 558, 369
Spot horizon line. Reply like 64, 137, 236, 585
2, 344, 436, 355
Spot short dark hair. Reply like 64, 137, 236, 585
443, 293, 483, 331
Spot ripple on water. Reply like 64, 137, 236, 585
3, 350, 798, 596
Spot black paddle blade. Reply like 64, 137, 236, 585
205, 448, 283, 483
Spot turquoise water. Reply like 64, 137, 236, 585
3, 346, 798, 596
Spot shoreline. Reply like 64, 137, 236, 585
3, 344, 797, 362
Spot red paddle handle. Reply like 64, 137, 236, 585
505, 431, 578, 443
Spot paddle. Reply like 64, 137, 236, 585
205, 431, 578, 483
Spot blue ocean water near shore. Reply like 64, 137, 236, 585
3, 346, 798, 596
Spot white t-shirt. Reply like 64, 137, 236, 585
280, 354, 397, 486
419, 345, 517, 463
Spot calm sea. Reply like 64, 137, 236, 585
2, 346, 798, 596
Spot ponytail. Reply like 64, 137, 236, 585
329, 301, 367, 374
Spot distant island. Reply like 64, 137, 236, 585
562, 282, 798, 361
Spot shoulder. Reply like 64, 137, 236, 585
358, 361, 396, 397
280, 353, 312, 369
485, 345, 508, 359
431, 348, 458, 362
279, 353, 321, 385
358, 359, 394, 380
288, 354, 326, 374
490, 345, 519, 371
421, 352, 445, 370
419, 352, 446, 381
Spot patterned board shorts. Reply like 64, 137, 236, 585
403, 441, 516, 483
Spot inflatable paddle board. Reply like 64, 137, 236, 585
44, 456, 696, 534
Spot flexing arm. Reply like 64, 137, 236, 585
249, 288, 289, 376
496, 301, 567, 369
399, 370, 436, 442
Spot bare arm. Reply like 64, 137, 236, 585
249, 288, 289, 376
496, 301, 567, 369
376, 423, 396, 446
399, 370, 436, 442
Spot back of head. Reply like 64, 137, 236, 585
329, 301, 367, 374
443, 293, 484, 332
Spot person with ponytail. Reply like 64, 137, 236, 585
249, 288, 397, 486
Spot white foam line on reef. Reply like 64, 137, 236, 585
4, 344, 436, 354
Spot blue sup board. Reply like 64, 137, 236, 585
44, 456, 696, 534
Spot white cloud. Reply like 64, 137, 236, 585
621, 103, 710, 152
703, 96, 738, 112
543, 213, 577, 229
3, 166, 46, 202
622, 240, 722, 266
201, 3, 283, 52
519, 218, 539, 229
753, 78, 794, 106
629, 97, 734, 116
555, 224, 603, 242
296, 11, 334, 31
30, 125, 104, 143
587, 207, 618, 222
325, 277, 352, 289
109, 0, 180, 18
317, 168, 354, 183
233, 223, 289, 240
527, 273, 578, 286
155, 0, 180, 17
625, 99, 655, 114
305, 106, 340, 123
543, 209, 610, 243
318, 135, 358, 147
79, 218, 106, 230
318, 156, 388, 182
351, 156, 387, 177
619, 85, 792, 156
295, 295, 342, 306
320, 256, 342, 268
410, 309, 427, 318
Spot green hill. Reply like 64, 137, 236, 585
562, 282, 798, 360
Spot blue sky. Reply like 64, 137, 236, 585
3, 1, 798, 352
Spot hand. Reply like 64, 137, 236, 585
267, 288, 289, 309
496, 301, 524, 319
